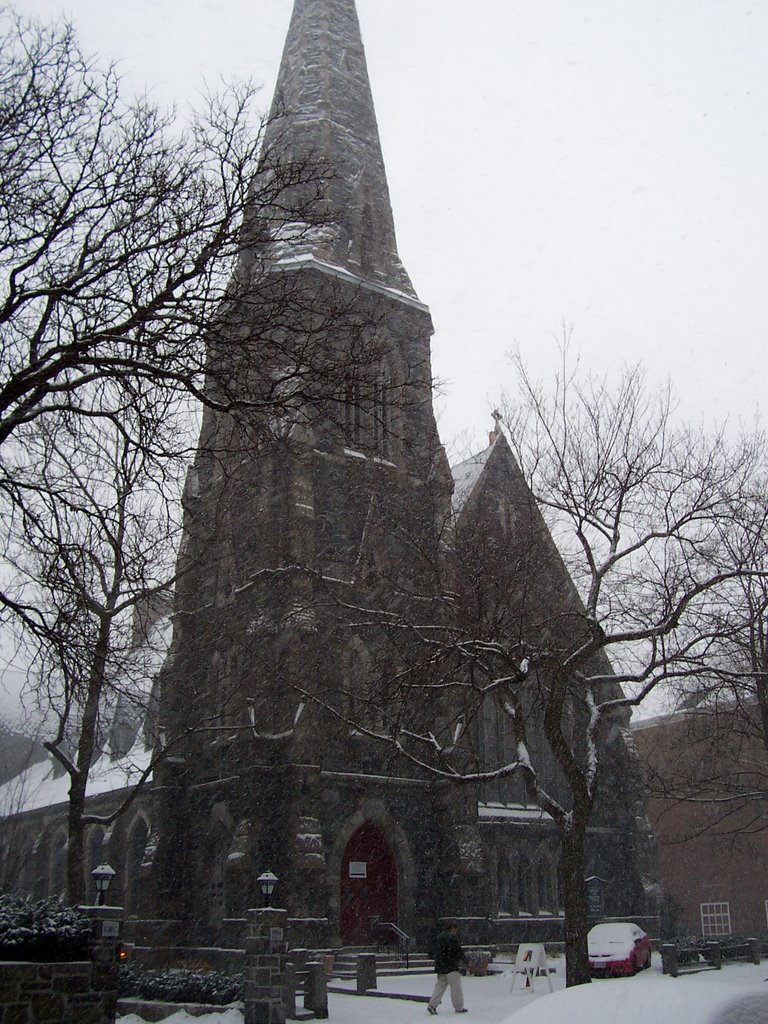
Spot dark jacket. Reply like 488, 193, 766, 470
433, 930, 465, 974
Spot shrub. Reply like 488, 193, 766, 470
118, 964, 242, 1006
465, 949, 493, 976
0, 895, 90, 962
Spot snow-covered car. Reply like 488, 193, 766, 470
587, 922, 651, 976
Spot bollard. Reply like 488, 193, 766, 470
660, 943, 678, 977
283, 960, 297, 1021
706, 942, 722, 969
356, 952, 377, 993
748, 938, 761, 965
304, 960, 328, 1019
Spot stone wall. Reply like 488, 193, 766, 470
0, 904, 123, 1024
0, 960, 118, 1024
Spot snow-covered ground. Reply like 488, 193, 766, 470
116, 956, 768, 1024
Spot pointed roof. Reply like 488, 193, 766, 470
450, 414, 506, 514
450, 439, 496, 516
263, 0, 416, 298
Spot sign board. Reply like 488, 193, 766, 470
269, 927, 284, 952
101, 920, 120, 939
510, 943, 552, 993
349, 861, 367, 878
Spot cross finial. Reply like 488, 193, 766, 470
489, 409, 503, 445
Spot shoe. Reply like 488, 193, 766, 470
455, 1010, 468, 1014
427, 1007, 437, 1016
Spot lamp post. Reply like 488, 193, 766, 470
257, 870, 278, 907
91, 863, 116, 906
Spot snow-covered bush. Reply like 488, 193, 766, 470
0, 895, 90, 962
465, 949, 493, 976
118, 965, 242, 1005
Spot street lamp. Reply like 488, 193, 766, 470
257, 870, 278, 907
92, 863, 116, 906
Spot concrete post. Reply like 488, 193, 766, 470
304, 960, 328, 1019
244, 907, 288, 1024
283, 960, 298, 1021
660, 943, 678, 977
706, 942, 722, 969
356, 952, 377, 993
748, 938, 761, 965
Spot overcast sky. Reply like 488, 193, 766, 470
19, 0, 768, 453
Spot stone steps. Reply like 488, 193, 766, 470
328, 986, 431, 1003
330, 949, 433, 979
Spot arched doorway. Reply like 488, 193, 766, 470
340, 821, 397, 944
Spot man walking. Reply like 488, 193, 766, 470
427, 921, 467, 1015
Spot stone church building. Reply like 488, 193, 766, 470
1, 0, 655, 952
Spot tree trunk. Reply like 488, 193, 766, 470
67, 611, 114, 905
67, 773, 88, 904
561, 817, 591, 987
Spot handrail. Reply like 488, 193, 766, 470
369, 918, 411, 967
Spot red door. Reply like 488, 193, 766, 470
340, 822, 398, 943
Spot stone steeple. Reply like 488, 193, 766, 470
147, 0, 456, 941
264, 0, 416, 297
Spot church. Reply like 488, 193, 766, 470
0, 0, 655, 953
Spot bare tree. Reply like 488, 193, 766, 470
0, 8, 409, 904
0, 6, 388, 481
2, 390, 184, 902
294, 351, 765, 985
639, 474, 768, 838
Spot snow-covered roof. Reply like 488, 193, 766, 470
450, 440, 495, 514
0, 740, 153, 816
0, 613, 170, 817
271, 253, 429, 313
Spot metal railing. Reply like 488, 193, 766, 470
369, 918, 412, 968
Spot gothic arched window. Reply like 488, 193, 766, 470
536, 857, 553, 915
517, 854, 533, 916
49, 830, 67, 897
342, 639, 374, 730
208, 827, 232, 926
372, 377, 390, 458
124, 816, 149, 915
342, 364, 391, 458
497, 854, 513, 915
86, 826, 106, 896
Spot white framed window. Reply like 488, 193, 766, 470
700, 901, 731, 937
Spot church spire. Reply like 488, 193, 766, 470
263, 0, 416, 298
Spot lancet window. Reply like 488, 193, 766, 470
342, 365, 391, 458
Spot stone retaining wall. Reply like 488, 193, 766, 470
0, 960, 118, 1024
0, 904, 123, 1024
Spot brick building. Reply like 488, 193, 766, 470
634, 705, 768, 938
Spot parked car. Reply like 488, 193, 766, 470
587, 922, 651, 976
